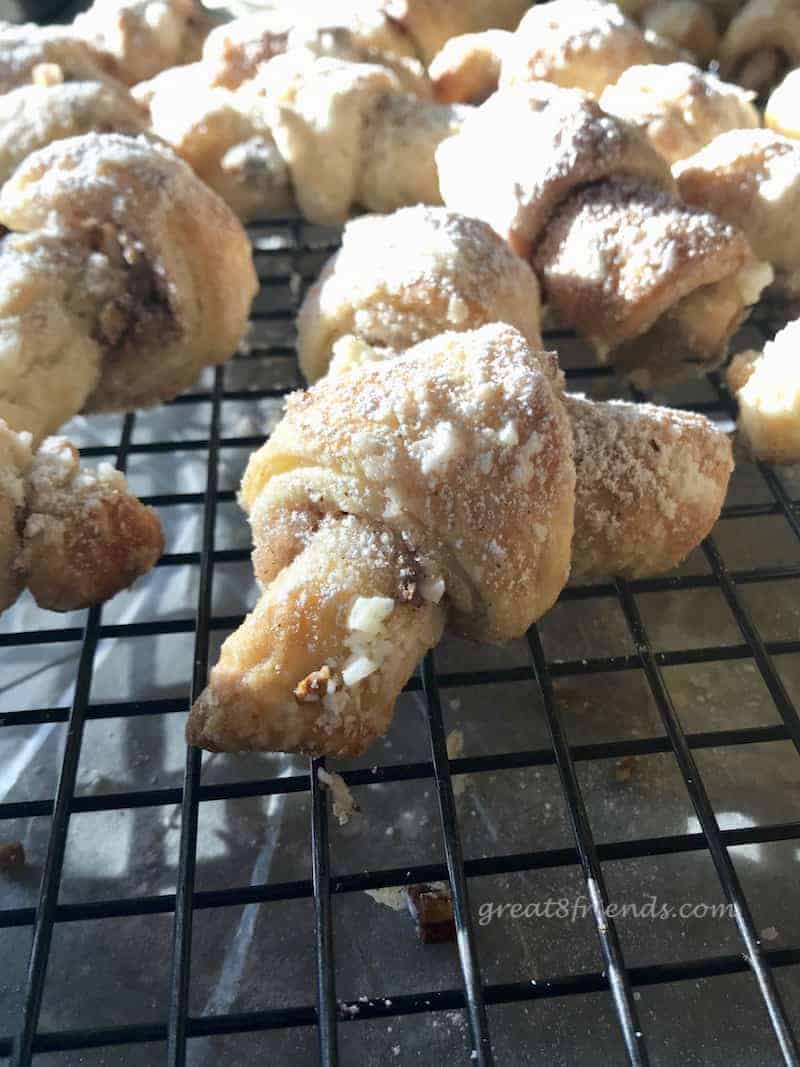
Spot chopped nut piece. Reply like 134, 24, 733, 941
406, 882, 456, 943
615, 755, 638, 783
0, 841, 25, 869
294, 665, 332, 703
317, 766, 360, 825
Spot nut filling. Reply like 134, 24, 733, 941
83, 220, 181, 357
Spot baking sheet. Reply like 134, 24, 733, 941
1, 224, 800, 1066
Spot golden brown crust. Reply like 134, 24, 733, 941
0, 80, 148, 188
719, 0, 800, 96
567, 395, 733, 580
500, 0, 659, 98
428, 29, 510, 104
599, 63, 758, 166
436, 82, 674, 259
190, 323, 574, 755
23, 437, 164, 611
675, 130, 800, 299
0, 424, 163, 614
73, 0, 212, 85
0, 133, 258, 412
297, 206, 542, 382
535, 178, 767, 384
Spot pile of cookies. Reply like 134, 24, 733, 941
0, 0, 796, 760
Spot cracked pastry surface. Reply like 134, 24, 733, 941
0, 79, 149, 187
187, 323, 574, 755
727, 317, 800, 462
600, 63, 759, 166
383, 0, 530, 64
73, 0, 212, 85
0, 132, 258, 417
297, 205, 542, 382
675, 129, 800, 301
0, 422, 163, 613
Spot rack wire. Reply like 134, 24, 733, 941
1, 217, 800, 1066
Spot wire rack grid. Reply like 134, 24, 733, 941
1, 216, 800, 1067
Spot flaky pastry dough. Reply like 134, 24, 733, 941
437, 83, 769, 383
73, 0, 212, 85
133, 64, 293, 221
0, 421, 163, 613
0, 133, 257, 420
727, 318, 800, 462
600, 63, 758, 166
0, 80, 148, 187
187, 324, 574, 755
253, 53, 468, 225
297, 206, 542, 382
500, 0, 667, 98
675, 130, 800, 301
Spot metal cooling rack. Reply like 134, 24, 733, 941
1, 218, 800, 1067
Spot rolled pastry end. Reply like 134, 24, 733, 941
536, 178, 772, 386
727, 318, 800, 463
22, 438, 164, 611
428, 30, 509, 104
567, 395, 734, 581
187, 514, 445, 755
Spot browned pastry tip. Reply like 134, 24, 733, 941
567, 395, 733, 580
22, 437, 163, 612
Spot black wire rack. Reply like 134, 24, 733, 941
1, 217, 800, 1067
